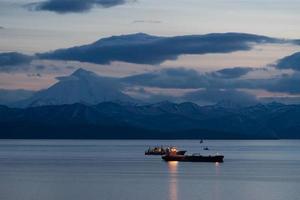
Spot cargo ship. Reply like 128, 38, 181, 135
162, 154, 224, 162
162, 148, 224, 162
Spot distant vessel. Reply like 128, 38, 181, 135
162, 149, 224, 162
162, 154, 224, 162
203, 147, 209, 150
145, 146, 165, 155
200, 139, 203, 143
145, 146, 186, 155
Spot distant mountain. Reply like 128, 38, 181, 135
1, 101, 299, 139
17, 68, 135, 107
0, 89, 35, 105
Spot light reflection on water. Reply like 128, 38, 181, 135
213, 162, 221, 200
168, 161, 178, 200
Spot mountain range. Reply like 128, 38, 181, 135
1, 101, 299, 139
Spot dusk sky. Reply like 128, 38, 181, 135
1, 0, 300, 105
1, 0, 300, 53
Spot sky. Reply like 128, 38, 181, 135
0, 0, 300, 105
1, 0, 300, 53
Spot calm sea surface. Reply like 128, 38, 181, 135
0, 140, 299, 200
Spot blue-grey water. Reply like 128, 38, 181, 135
0, 140, 299, 200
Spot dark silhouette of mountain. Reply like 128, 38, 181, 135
1, 101, 299, 139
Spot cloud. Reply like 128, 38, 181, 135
132, 20, 162, 24
293, 40, 300, 45
27, 73, 42, 77
123, 67, 260, 89
37, 32, 279, 65
34, 65, 46, 70
123, 68, 206, 88
123, 67, 254, 89
124, 87, 180, 103
276, 52, 300, 71
212, 67, 254, 79
183, 89, 258, 105
123, 67, 300, 94
124, 86, 257, 105
0, 52, 34, 72
262, 72, 300, 94
260, 96, 300, 105
28, 0, 131, 14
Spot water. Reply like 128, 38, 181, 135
0, 140, 299, 200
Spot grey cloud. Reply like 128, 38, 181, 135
34, 65, 46, 70
28, 0, 130, 14
66, 66, 76, 70
263, 72, 300, 94
126, 86, 258, 105
0, 52, 34, 72
123, 67, 252, 89
183, 89, 258, 105
125, 87, 179, 103
27, 73, 42, 77
212, 67, 253, 79
293, 40, 300, 45
211, 72, 300, 94
123, 68, 207, 88
132, 20, 162, 24
37, 32, 279, 65
260, 96, 300, 105
276, 52, 300, 71
123, 67, 300, 94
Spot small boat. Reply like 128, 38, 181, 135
145, 146, 186, 155
145, 146, 165, 155
203, 147, 209, 151
200, 139, 204, 144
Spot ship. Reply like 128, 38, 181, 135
145, 146, 186, 155
162, 149, 224, 162
162, 154, 224, 162
145, 146, 165, 155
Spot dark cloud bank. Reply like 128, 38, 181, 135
276, 52, 300, 71
28, 0, 129, 13
0, 32, 285, 72
37, 32, 279, 65
123, 67, 300, 94
122, 67, 300, 104
212, 67, 254, 79
0, 52, 34, 72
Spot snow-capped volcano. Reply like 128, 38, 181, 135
20, 68, 134, 107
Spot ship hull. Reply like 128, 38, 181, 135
162, 155, 224, 163
145, 150, 186, 156
145, 152, 165, 155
